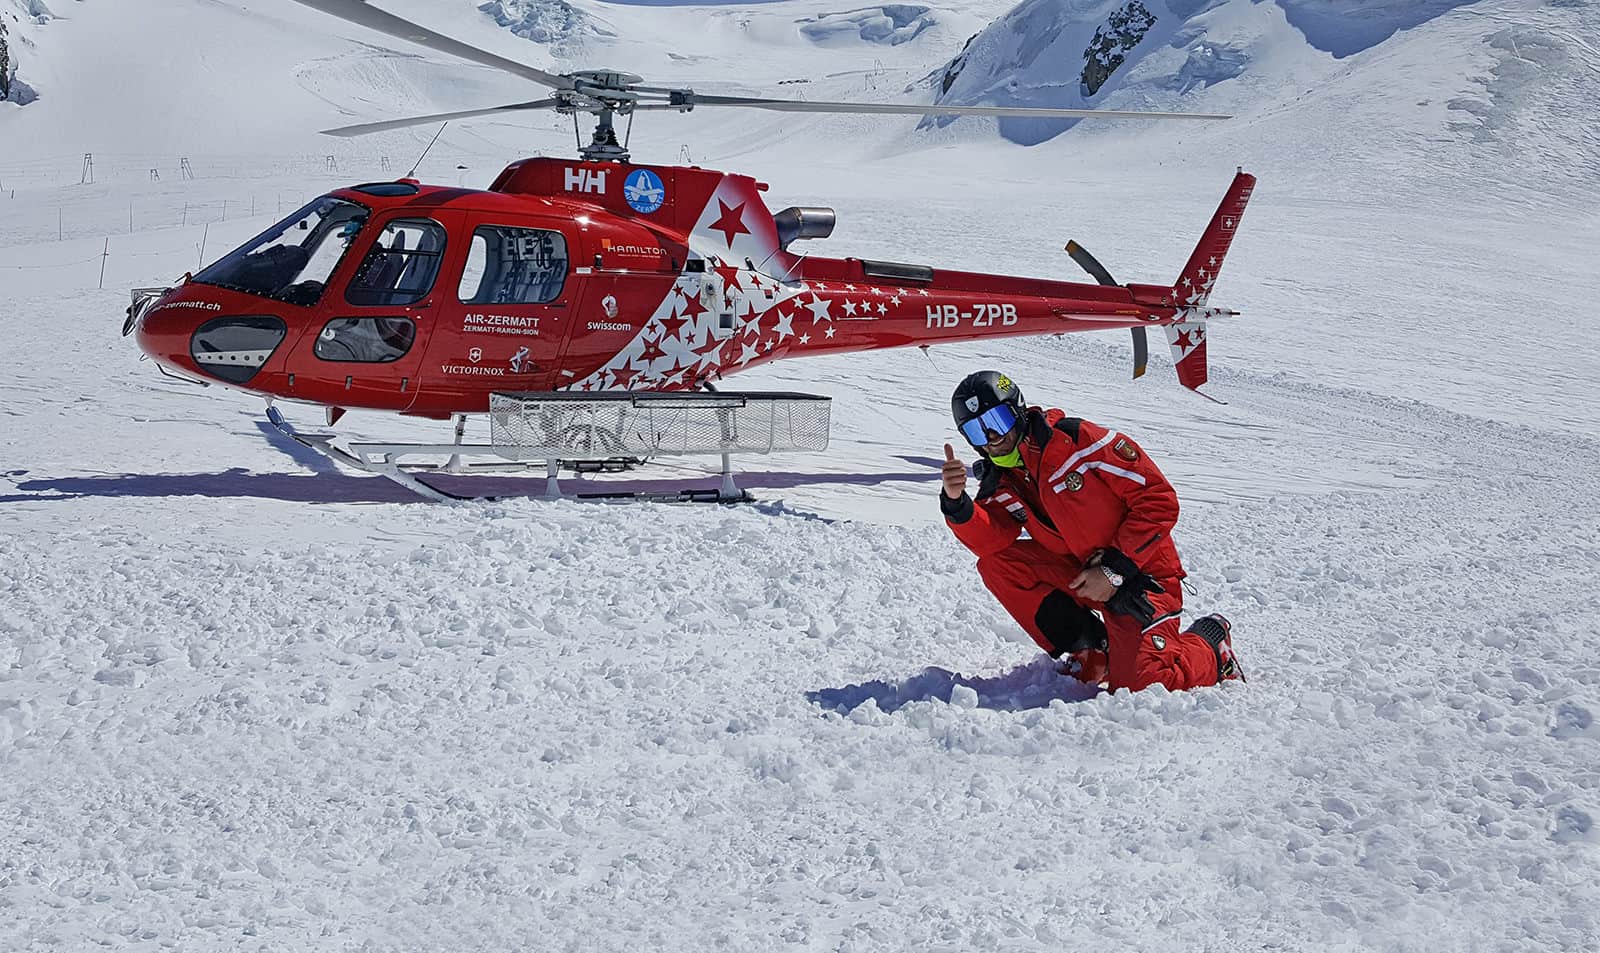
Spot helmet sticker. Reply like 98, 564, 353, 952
996, 374, 1014, 394
965, 396, 980, 414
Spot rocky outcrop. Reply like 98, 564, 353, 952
940, 32, 977, 93
1080, 1, 1157, 97
1, 20, 10, 101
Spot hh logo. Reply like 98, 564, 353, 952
564, 167, 608, 194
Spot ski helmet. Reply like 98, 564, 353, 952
952, 370, 1026, 446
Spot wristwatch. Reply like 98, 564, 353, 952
1099, 565, 1125, 589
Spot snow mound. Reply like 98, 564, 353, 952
797, 5, 937, 46
1276, 0, 1477, 58
477, 0, 614, 55
1166, 36, 1247, 92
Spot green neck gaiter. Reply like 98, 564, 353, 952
988, 447, 1023, 468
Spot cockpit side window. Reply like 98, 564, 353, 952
457, 226, 568, 305
345, 219, 448, 307
194, 197, 368, 307
313, 317, 416, 363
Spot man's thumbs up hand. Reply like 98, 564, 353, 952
941, 443, 968, 500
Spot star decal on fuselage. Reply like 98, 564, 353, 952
709, 200, 751, 247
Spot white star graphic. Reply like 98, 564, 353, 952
869, 287, 882, 296
844, 283, 856, 292
737, 341, 759, 365
917, 288, 931, 296
773, 311, 794, 338
825, 326, 836, 339
798, 333, 810, 345
889, 294, 902, 306
806, 296, 833, 324
696, 342, 725, 370
1208, 257, 1217, 267
743, 313, 763, 337
842, 299, 858, 317
876, 302, 888, 315
814, 282, 828, 291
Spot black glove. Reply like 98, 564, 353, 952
1094, 548, 1165, 628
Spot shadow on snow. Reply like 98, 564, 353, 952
0, 464, 940, 505
808, 656, 1101, 714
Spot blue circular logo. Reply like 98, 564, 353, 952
623, 169, 666, 214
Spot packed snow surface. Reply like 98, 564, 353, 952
2, 0, 1599, 950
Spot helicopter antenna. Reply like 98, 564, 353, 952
407, 123, 449, 179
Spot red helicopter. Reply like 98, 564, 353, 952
125, 0, 1254, 500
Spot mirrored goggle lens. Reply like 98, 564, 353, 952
959, 404, 1019, 446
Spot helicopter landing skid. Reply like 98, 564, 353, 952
265, 407, 755, 504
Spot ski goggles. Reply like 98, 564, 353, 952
958, 404, 1020, 447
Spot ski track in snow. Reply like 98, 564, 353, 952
4, 0, 1600, 950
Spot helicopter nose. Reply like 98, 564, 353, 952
136, 312, 288, 385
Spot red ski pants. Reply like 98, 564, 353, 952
975, 540, 1218, 692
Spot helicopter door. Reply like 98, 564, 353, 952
553, 235, 687, 390
427, 223, 573, 401
287, 214, 451, 412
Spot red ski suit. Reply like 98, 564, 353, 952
943, 408, 1218, 692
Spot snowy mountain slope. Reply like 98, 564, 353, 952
927, 0, 1600, 199
1, 0, 56, 105
2, 0, 1600, 950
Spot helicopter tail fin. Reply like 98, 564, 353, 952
1165, 319, 1212, 394
1175, 169, 1255, 307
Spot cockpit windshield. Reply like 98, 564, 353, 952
194, 197, 369, 307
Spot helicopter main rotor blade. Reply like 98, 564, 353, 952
289, 0, 572, 91
688, 93, 1230, 121
320, 99, 561, 137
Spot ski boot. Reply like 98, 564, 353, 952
1185, 613, 1244, 683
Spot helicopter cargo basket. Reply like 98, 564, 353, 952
268, 390, 831, 504
488, 390, 831, 459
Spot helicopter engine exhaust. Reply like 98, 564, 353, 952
774, 206, 836, 250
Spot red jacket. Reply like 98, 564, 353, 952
942, 408, 1186, 582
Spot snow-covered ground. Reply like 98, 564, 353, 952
3, 0, 1599, 950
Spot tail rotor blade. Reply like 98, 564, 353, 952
1065, 241, 1146, 379
1065, 240, 1117, 286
